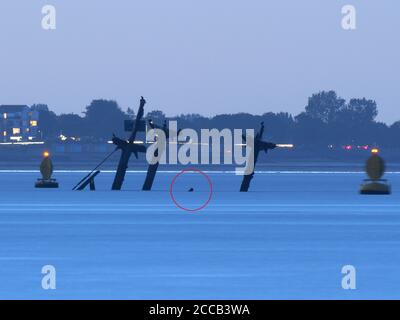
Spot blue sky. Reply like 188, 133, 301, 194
0, 1, 399, 123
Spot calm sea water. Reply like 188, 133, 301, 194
0, 170, 399, 299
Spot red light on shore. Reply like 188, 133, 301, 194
344, 145, 352, 150
43, 151, 50, 158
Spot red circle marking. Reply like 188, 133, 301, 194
169, 168, 213, 212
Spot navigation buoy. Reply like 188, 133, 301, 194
35, 151, 59, 188
360, 148, 390, 195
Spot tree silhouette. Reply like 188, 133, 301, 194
31, 104, 58, 139
305, 91, 346, 123
146, 110, 166, 124
58, 114, 85, 137
84, 100, 128, 140
27, 91, 397, 151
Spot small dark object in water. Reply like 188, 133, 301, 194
188, 188, 194, 192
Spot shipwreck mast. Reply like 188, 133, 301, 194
240, 122, 277, 192
112, 96, 147, 190
142, 120, 167, 191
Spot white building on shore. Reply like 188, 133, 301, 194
0, 105, 40, 142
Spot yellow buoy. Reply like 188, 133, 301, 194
35, 151, 59, 188
365, 153, 385, 180
40, 156, 54, 180
360, 149, 390, 195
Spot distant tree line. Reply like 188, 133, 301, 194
33, 91, 400, 148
